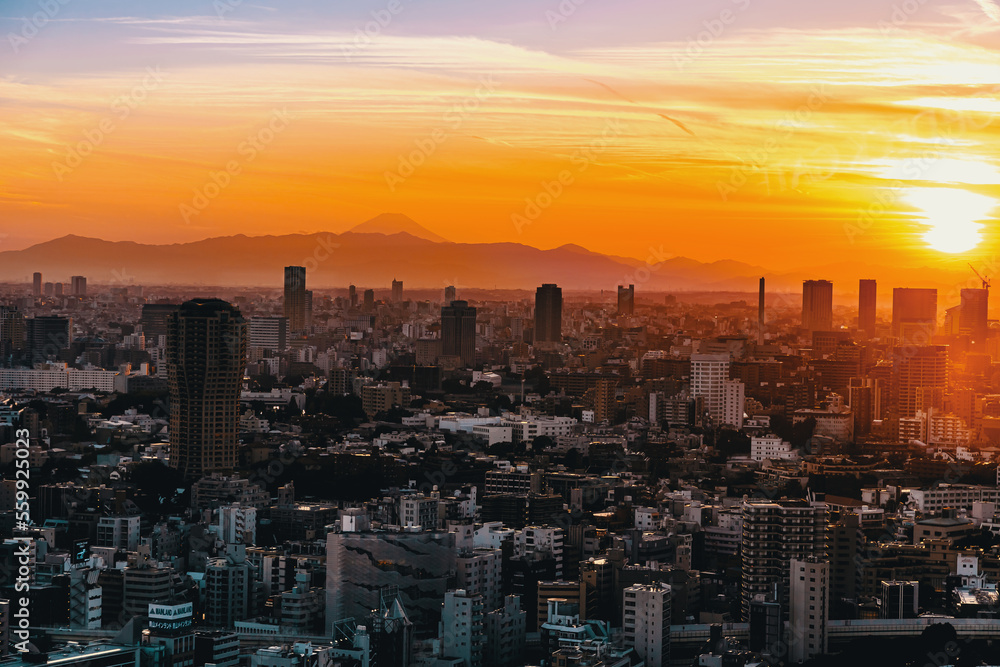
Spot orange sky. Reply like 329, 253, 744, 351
2, 1, 1000, 271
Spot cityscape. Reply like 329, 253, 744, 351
3, 1, 1000, 667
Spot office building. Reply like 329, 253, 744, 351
32, 272, 42, 297
141, 304, 179, 343
349, 284, 358, 308
326, 528, 457, 634
960, 288, 989, 344
535, 284, 563, 344
802, 280, 833, 332
0, 306, 25, 354
622, 583, 671, 667
248, 316, 288, 351
363, 289, 375, 312
881, 580, 919, 619
71, 275, 87, 296
722, 378, 745, 429
392, 279, 404, 303
485, 596, 527, 667
283, 266, 307, 331
789, 558, 829, 663
166, 299, 247, 480
617, 284, 634, 316
441, 300, 477, 367
859, 279, 877, 336
205, 547, 251, 627
892, 287, 937, 341
445, 285, 457, 303
25, 315, 72, 362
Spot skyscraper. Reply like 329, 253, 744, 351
26, 315, 72, 363
363, 289, 375, 313
0, 306, 25, 356
392, 279, 403, 303
141, 303, 180, 344
166, 299, 247, 480
349, 284, 358, 309
441, 300, 477, 367
444, 285, 457, 303
892, 287, 937, 342
801, 280, 833, 332
70, 275, 87, 297
960, 288, 988, 344
534, 284, 562, 344
758, 277, 765, 345
248, 316, 288, 351
617, 284, 634, 316
283, 266, 307, 331
32, 272, 42, 297
859, 279, 877, 337
893, 345, 947, 418
691, 354, 730, 425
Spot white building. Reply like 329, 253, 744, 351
789, 558, 828, 663
441, 589, 485, 667
721, 379, 745, 429
218, 504, 257, 546
622, 583, 671, 667
751, 435, 798, 462
248, 317, 288, 351
691, 354, 730, 425
96, 515, 141, 551
456, 548, 503, 612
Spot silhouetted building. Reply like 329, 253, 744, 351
445, 285, 457, 303
283, 266, 307, 331
617, 284, 634, 316
141, 304, 180, 343
364, 289, 376, 313
392, 279, 404, 303
32, 272, 42, 297
535, 284, 562, 344
960, 288, 989, 344
26, 315, 72, 362
892, 287, 937, 342
441, 300, 477, 367
801, 280, 833, 332
70, 275, 87, 297
167, 299, 247, 480
859, 279, 877, 337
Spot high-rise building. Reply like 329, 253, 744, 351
859, 279, 877, 337
363, 289, 375, 313
283, 266, 307, 331
617, 284, 634, 316
349, 284, 358, 308
484, 596, 526, 667
442, 589, 485, 667
43, 281, 54, 297
248, 317, 288, 351
892, 287, 937, 342
593, 378, 618, 424
622, 583, 671, 667
444, 285, 457, 303
166, 299, 247, 480
55, 282, 64, 297
70, 275, 87, 297
789, 558, 829, 663
392, 279, 404, 303
32, 272, 42, 297
456, 548, 503, 612
0, 306, 26, 355
960, 288, 989, 344
534, 284, 562, 344
893, 345, 948, 418
758, 277, 766, 345
722, 379, 745, 429
691, 354, 730, 425
26, 315, 72, 362
741, 500, 827, 619
801, 280, 833, 332
205, 547, 251, 627
441, 300, 477, 367
141, 304, 180, 344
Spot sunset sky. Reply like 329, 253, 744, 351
2, 0, 1000, 272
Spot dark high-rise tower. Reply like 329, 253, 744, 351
32, 272, 42, 297
892, 287, 937, 343
166, 299, 247, 480
441, 300, 477, 367
444, 285, 457, 303
801, 280, 833, 332
758, 277, 765, 345
26, 315, 71, 363
363, 289, 375, 313
141, 303, 180, 343
349, 285, 358, 309
535, 284, 562, 344
617, 284, 635, 316
70, 275, 87, 297
859, 279, 877, 337
392, 279, 403, 303
960, 288, 989, 344
283, 266, 307, 331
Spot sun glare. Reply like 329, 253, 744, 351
904, 187, 997, 254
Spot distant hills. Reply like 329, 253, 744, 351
0, 214, 977, 298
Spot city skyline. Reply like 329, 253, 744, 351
2, 0, 1000, 270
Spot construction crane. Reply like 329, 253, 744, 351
969, 263, 991, 290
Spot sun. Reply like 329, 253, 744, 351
904, 187, 997, 254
